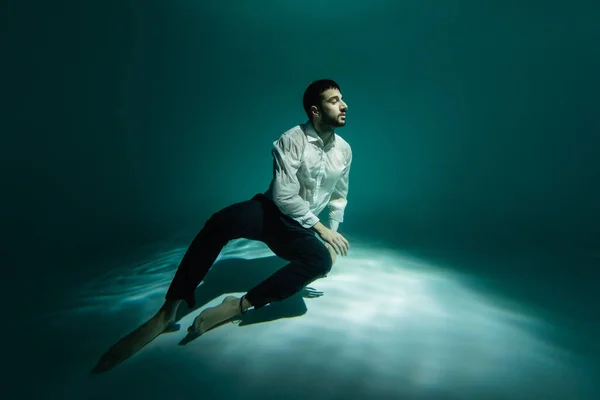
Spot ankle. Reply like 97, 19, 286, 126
241, 297, 252, 313
160, 299, 181, 318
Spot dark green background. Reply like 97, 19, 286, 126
4, 1, 598, 251
2, 0, 599, 397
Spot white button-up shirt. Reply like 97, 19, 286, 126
264, 121, 352, 231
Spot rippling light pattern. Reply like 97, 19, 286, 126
77, 238, 276, 312
79, 237, 590, 399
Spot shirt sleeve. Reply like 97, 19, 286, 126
328, 148, 352, 229
271, 133, 320, 229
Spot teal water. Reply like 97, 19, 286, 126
3, 1, 599, 399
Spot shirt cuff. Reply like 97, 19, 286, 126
329, 220, 340, 232
328, 209, 344, 225
297, 212, 320, 229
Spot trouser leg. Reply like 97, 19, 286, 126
165, 197, 265, 308
245, 223, 333, 310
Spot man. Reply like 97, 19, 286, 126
92, 79, 352, 373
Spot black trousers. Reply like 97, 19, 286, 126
165, 193, 333, 310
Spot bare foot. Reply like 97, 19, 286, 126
187, 296, 242, 336
91, 301, 180, 374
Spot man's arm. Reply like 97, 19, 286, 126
270, 133, 320, 229
311, 221, 329, 235
327, 149, 352, 232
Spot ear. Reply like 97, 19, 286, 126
310, 105, 320, 118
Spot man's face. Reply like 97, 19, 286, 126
316, 88, 348, 128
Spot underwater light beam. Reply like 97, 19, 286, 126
80, 238, 589, 398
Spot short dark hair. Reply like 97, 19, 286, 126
303, 79, 341, 119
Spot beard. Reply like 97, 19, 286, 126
322, 111, 346, 128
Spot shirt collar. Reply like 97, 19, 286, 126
304, 120, 337, 148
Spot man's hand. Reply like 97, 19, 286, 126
311, 221, 349, 256
321, 229, 350, 256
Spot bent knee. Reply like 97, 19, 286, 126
312, 245, 333, 276
326, 243, 337, 266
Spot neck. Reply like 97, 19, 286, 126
311, 120, 334, 145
